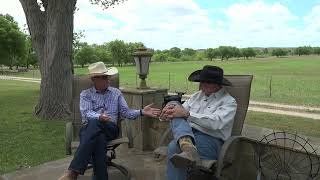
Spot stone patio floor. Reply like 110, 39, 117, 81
2, 124, 320, 180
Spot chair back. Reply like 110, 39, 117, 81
71, 74, 119, 140
224, 75, 253, 136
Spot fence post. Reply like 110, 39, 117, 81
186, 75, 188, 93
168, 72, 171, 91
269, 75, 272, 97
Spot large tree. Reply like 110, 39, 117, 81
219, 46, 233, 61
241, 48, 256, 59
75, 45, 97, 67
107, 39, 127, 67
0, 14, 26, 69
182, 48, 196, 56
19, 0, 124, 119
272, 48, 288, 57
125, 42, 144, 65
169, 47, 182, 58
204, 48, 217, 61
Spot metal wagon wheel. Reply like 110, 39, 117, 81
254, 131, 320, 180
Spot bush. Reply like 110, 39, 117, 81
180, 55, 194, 61
167, 57, 179, 62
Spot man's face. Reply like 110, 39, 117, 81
199, 82, 221, 96
91, 75, 110, 91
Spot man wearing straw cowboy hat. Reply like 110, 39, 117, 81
59, 62, 161, 180
160, 65, 237, 180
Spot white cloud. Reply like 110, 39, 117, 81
74, 0, 214, 49
220, 1, 302, 47
1, 0, 320, 49
0, 0, 26, 29
304, 5, 320, 34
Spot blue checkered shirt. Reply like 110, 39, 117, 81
80, 86, 140, 124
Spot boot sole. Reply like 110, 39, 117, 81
170, 154, 195, 168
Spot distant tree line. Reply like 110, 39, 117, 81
152, 46, 320, 62
73, 39, 144, 67
0, 14, 37, 70
1, 14, 320, 70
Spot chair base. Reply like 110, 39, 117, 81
86, 160, 131, 180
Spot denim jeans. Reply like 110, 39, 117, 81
69, 119, 119, 180
167, 117, 223, 180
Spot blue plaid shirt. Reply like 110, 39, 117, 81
80, 86, 140, 124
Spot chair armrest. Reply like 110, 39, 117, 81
215, 136, 249, 178
107, 137, 129, 148
65, 121, 73, 155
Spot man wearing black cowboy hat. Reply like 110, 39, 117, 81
160, 65, 237, 180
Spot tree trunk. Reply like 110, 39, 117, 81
20, 0, 76, 120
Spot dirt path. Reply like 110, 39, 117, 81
1, 75, 320, 120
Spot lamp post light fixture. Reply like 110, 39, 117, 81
133, 47, 153, 89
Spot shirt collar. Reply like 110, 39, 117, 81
92, 86, 110, 94
202, 87, 225, 99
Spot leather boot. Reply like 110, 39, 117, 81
170, 136, 200, 168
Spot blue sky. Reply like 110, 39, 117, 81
1, 0, 320, 50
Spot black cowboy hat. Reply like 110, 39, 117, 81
188, 65, 232, 86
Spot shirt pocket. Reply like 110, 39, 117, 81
190, 104, 200, 113
92, 101, 103, 112
107, 105, 118, 116
204, 106, 217, 114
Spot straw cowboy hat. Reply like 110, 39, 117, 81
188, 65, 232, 86
88, 62, 118, 77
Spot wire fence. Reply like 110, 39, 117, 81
1, 69, 319, 106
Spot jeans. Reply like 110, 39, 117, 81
69, 119, 119, 180
167, 117, 223, 180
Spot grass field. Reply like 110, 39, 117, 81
91, 56, 320, 107
0, 78, 319, 173
246, 111, 320, 138
4, 56, 320, 107
0, 80, 66, 174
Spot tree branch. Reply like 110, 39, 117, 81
90, 0, 127, 9
19, 0, 46, 63
41, 0, 48, 11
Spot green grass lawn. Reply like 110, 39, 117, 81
246, 111, 320, 138
0, 80, 66, 174
6, 56, 320, 106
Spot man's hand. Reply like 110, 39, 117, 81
142, 103, 161, 118
161, 105, 189, 120
99, 113, 112, 122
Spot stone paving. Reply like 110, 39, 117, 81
2, 124, 320, 180
1, 147, 166, 180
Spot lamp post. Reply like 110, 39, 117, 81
133, 47, 153, 89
